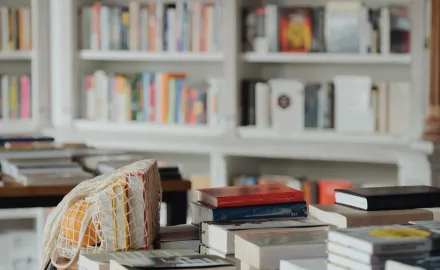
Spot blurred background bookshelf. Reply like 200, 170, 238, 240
45, 0, 434, 191
0, 0, 50, 135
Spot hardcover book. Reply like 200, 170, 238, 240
197, 183, 304, 208
335, 185, 440, 211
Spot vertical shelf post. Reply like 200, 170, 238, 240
423, 0, 440, 142
50, 0, 76, 128
31, 0, 51, 130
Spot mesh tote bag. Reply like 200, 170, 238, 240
40, 159, 162, 270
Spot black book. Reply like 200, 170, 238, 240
335, 185, 440, 211
115, 254, 234, 269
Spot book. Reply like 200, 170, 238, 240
79, 249, 198, 270
235, 230, 327, 269
197, 183, 304, 208
309, 204, 440, 228
109, 254, 235, 270
335, 185, 440, 211
201, 217, 328, 254
191, 201, 308, 224
327, 241, 435, 265
280, 258, 326, 270
328, 225, 440, 255
386, 256, 440, 270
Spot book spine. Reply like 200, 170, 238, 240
211, 201, 308, 221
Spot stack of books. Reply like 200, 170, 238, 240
309, 185, 440, 228
192, 183, 330, 270
327, 224, 440, 270
0, 135, 102, 186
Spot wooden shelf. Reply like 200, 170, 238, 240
0, 176, 191, 198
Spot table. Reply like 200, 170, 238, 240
0, 175, 191, 226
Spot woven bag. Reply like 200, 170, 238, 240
40, 159, 162, 270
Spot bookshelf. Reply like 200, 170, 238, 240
0, 0, 51, 135
44, 0, 435, 188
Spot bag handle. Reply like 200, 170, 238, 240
50, 207, 94, 269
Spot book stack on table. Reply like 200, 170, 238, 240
64, 184, 440, 270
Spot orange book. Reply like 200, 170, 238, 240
92, 2, 101, 50
148, 4, 156, 51
161, 74, 170, 123
17, 8, 25, 50
318, 180, 354, 205
197, 183, 304, 208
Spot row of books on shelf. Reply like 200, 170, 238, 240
80, 1, 223, 53
80, 182, 440, 270
241, 77, 411, 135
82, 71, 222, 126
0, 135, 183, 186
243, 2, 410, 54
0, 6, 32, 52
0, 75, 32, 120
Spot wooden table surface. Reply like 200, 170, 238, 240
0, 176, 191, 198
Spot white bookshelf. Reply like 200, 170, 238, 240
0, 0, 51, 135
43, 0, 434, 189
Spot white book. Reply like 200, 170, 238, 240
166, 8, 177, 52
388, 82, 411, 135
191, 2, 201, 52
139, 8, 149, 51
235, 230, 326, 269
94, 70, 108, 121
328, 252, 378, 270
334, 75, 375, 133
265, 5, 278, 53
79, 249, 197, 270
1, 75, 9, 120
201, 218, 328, 254
255, 82, 270, 129
129, 2, 140, 51
0, 7, 8, 51
380, 7, 390, 54
207, 79, 221, 127
100, 6, 111, 51
155, 4, 164, 52
280, 258, 326, 270
270, 79, 305, 132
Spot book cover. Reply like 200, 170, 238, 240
193, 201, 307, 223
236, 230, 326, 248
118, 254, 234, 269
328, 225, 440, 255
279, 7, 312, 52
197, 183, 304, 208
335, 185, 440, 210
209, 217, 327, 231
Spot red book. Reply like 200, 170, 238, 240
197, 183, 304, 208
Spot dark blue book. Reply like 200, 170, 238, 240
191, 201, 307, 224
